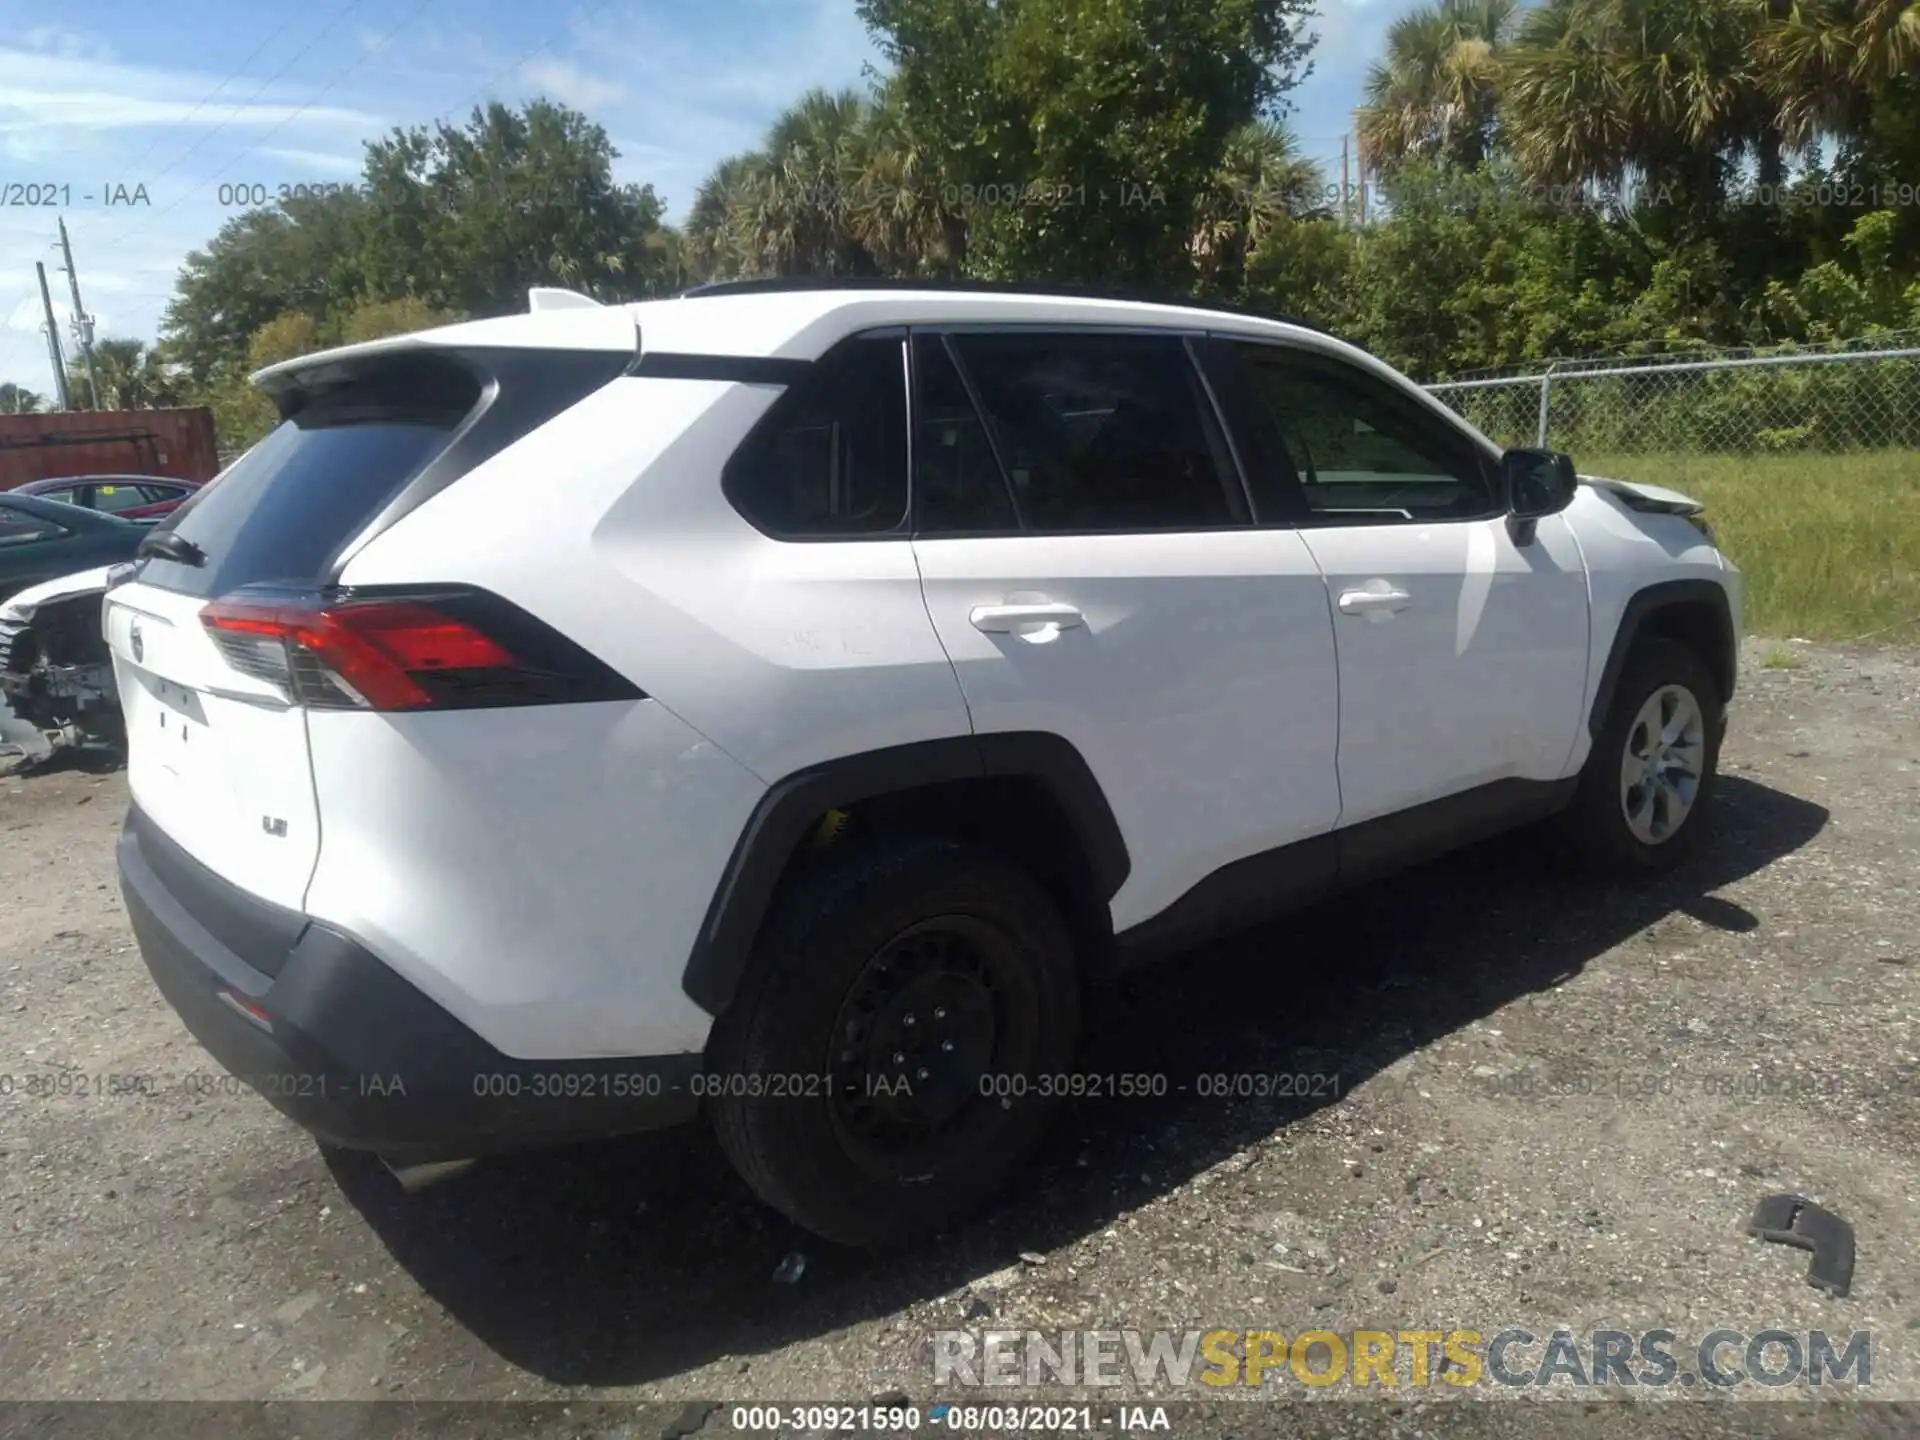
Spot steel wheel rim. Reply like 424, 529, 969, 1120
1619, 683, 1705, 845
826, 914, 1035, 1178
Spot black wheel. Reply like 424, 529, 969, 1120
707, 836, 1078, 1245
1559, 637, 1723, 873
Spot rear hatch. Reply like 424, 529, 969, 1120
107, 355, 488, 912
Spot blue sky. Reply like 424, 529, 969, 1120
0, 0, 1408, 396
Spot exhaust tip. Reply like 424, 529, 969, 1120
381, 1156, 478, 1193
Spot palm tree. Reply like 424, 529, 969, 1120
1357, 0, 1518, 172
67, 338, 182, 410
684, 153, 767, 281
740, 88, 877, 277
849, 85, 966, 277
686, 87, 965, 282
1849, 0, 1920, 84
1192, 122, 1328, 289
0, 382, 44, 414
1500, 0, 1766, 203
1758, 0, 1918, 152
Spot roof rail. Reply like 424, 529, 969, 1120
675, 276, 1329, 335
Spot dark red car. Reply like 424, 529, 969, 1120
11, 474, 202, 522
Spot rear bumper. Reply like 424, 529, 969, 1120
117, 805, 701, 1162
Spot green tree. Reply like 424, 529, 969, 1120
859, 0, 1318, 286
732, 88, 881, 277
1358, 0, 1518, 172
333, 295, 465, 345
1192, 121, 1330, 298
684, 153, 767, 281
66, 337, 183, 411
357, 100, 675, 316
847, 83, 968, 277
160, 188, 371, 389
0, 382, 45, 414
1500, 0, 1770, 214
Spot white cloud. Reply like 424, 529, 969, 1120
564, 0, 883, 217
520, 58, 628, 111
256, 145, 366, 177
23, 26, 117, 64
0, 48, 383, 136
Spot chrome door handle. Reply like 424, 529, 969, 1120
968, 601, 1085, 636
1337, 586, 1411, 618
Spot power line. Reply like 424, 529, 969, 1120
72, 0, 624, 339
84, 0, 436, 264
105, 11, 330, 185
422, 0, 623, 127
81, 0, 377, 262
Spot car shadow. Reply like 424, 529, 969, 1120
0, 742, 125, 777
326, 774, 1827, 1387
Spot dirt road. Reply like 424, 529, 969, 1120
2, 639, 1917, 1430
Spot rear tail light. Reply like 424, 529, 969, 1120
199, 585, 644, 711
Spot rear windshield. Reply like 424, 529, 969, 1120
137, 357, 481, 599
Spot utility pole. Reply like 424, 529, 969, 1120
1340, 136, 1351, 224
36, 262, 71, 412
56, 217, 100, 410
1355, 128, 1368, 224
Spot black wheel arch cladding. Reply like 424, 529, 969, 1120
681, 732, 1128, 1016
1588, 578, 1736, 738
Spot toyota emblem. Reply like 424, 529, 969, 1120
130, 621, 144, 663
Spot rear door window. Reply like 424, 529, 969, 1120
92, 483, 153, 514
942, 332, 1246, 534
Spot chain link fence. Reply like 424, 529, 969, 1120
1423, 331, 1920, 456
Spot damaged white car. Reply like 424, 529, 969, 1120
0, 564, 130, 759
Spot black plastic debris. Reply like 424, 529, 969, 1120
1746, 1193, 1855, 1298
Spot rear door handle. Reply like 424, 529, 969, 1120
968, 601, 1085, 636
1337, 586, 1411, 618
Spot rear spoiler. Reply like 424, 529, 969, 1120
528, 287, 602, 312
250, 289, 638, 391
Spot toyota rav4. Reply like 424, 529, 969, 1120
110, 279, 1740, 1244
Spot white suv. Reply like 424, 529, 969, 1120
110, 280, 1740, 1243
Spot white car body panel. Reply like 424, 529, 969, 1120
0, 564, 116, 622
105, 580, 323, 911
1298, 513, 1592, 826
118, 284, 1743, 1089
301, 698, 758, 1058
914, 528, 1342, 931
1557, 483, 1735, 777
337, 373, 976, 782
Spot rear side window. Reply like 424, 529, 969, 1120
723, 334, 908, 537
944, 332, 1244, 534
92, 483, 153, 514
138, 357, 482, 599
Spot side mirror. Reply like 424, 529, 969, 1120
1502, 447, 1578, 521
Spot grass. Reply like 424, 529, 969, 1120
1756, 644, 1804, 670
1580, 450, 1920, 642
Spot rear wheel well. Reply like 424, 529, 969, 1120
749, 776, 1115, 985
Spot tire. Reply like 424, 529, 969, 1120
707, 836, 1079, 1246
1559, 636, 1723, 873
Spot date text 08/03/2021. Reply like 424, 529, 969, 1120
726, 1405, 1172, 1433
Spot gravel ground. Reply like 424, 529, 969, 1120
1, 638, 1917, 1433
